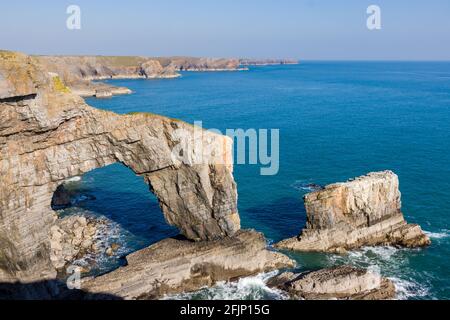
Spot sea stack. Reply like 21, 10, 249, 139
275, 171, 431, 253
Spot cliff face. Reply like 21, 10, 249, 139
35, 56, 180, 97
0, 51, 240, 283
36, 56, 180, 82
275, 171, 430, 253
160, 57, 244, 71
34, 56, 246, 97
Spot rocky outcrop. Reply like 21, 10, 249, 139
49, 215, 103, 271
140, 60, 179, 78
35, 56, 180, 97
268, 265, 395, 300
82, 230, 295, 299
275, 171, 430, 253
0, 51, 240, 283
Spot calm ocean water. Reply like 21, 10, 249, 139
70, 62, 450, 299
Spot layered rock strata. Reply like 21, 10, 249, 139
164, 57, 246, 71
268, 265, 395, 300
82, 230, 295, 300
36, 56, 180, 97
0, 51, 240, 283
275, 171, 430, 253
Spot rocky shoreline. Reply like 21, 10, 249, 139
35, 56, 249, 98
34, 56, 295, 98
0, 50, 430, 300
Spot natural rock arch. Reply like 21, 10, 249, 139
0, 52, 240, 282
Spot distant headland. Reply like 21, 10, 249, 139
33, 55, 298, 98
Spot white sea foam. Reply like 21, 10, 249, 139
355, 245, 399, 260
389, 277, 430, 300
164, 271, 288, 300
65, 176, 82, 183
328, 245, 400, 267
325, 245, 434, 300
424, 230, 450, 240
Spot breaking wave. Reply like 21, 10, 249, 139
327, 245, 431, 300
163, 271, 288, 300
424, 229, 450, 240
389, 277, 430, 300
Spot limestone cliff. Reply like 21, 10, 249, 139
35, 56, 247, 97
0, 51, 240, 283
160, 57, 246, 71
275, 171, 430, 253
35, 56, 180, 97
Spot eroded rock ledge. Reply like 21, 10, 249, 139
0, 51, 240, 283
268, 265, 396, 300
81, 230, 295, 300
275, 171, 430, 253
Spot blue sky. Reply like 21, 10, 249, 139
1, 0, 449, 60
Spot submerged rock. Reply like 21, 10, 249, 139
81, 230, 295, 300
275, 171, 430, 253
268, 265, 396, 300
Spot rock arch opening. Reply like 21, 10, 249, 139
49, 163, 179, 276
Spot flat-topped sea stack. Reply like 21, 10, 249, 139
275, 171, 430, 253
0, 51, 242, 284
268, 265, 396, 300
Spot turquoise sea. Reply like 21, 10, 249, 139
66, 62, 450, 300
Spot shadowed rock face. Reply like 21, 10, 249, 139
275, 171, 430, 253
0, 51, 240, 282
